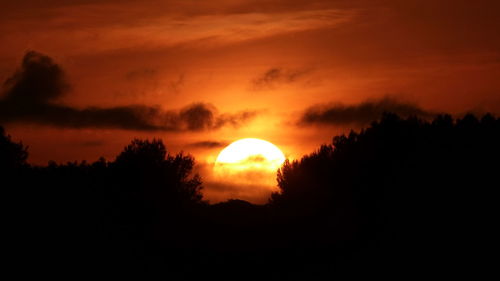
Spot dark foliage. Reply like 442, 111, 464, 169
2, 134, 203, 277
271, 113, 500, 275
0, 126, 28, 170
2, 113, 499, 278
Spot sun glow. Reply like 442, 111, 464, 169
215, 138, 286, 172
205, 138, 286, 204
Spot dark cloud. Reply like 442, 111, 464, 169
2, 51, 69, 104
299, 98, 434, 126
251, 67, 311, 90
180, 103, 215, 130
188, 141, 228, 148
0, 51, 257, 131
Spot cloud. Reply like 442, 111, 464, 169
251, 67, 312, 90
0, 4, 353, 53
299, 98, 434, 126
188, 141, 228, 148
0, 51, 257, 131
2, 51, 69, 104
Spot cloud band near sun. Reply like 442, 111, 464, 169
298, 98, 435, 127
0, 51, 257, 131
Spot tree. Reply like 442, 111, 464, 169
0, 126, 28, 171
113, 138, 203, 204
270, 113, 500, 263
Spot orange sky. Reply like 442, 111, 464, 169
1, 0, 500, 203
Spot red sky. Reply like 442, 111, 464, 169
1, 0, 500, 202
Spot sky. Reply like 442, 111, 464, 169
1, 0, 500, 203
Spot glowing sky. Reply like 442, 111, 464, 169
1, 0, 500, 203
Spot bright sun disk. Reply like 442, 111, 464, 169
215, 138, 286, 172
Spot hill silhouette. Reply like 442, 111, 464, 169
2, 112, 499, 278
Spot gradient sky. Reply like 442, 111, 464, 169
1, 0, 500, 203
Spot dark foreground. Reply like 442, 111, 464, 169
2, 113, 499, 278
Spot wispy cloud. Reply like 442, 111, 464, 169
251, 67, 313, 90
188, 141, 228, 149
0, 6, 356, 55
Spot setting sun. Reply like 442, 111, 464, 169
215, 138, 286, 172
209, 138, 286, 202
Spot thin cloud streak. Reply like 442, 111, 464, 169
188, 141, 228, 149
0, 7, 356, 55
251, 67, 313, 90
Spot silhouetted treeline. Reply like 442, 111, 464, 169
2, 134, 205, 277
271, 113, 500, 275
2, 113, 499, 278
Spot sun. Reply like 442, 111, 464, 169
206, 138, 286, 204
215, 138, 286, 173
213, 138, 286, 191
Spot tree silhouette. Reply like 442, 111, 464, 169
0, 126, 28, 171
269, 113, 500, 274
112, 138, 202, 204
